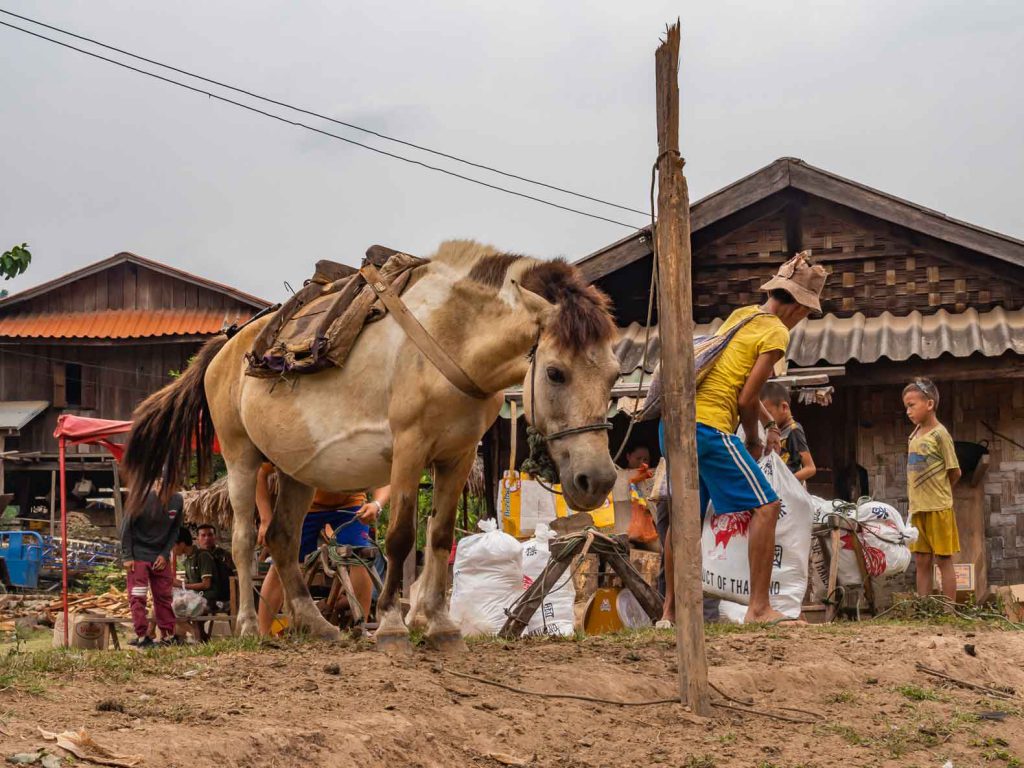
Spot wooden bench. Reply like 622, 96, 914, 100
76, 614, 234, 649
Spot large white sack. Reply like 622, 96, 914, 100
820, 499, 917, 586
700, 452, 813, 619
521, 523, 576, 637
449, 519, 524, 636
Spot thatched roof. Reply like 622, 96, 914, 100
181, 475, 236, 531
180, 456, 486, 531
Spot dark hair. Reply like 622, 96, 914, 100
761, 381, 790, 406
768, 288, 796, 304
177, 527, 193, 546
902, 377, 940, 405
626, 443, 650, 456
197, 524, 216, 534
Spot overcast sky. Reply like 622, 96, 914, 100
1, 1, 1022, 302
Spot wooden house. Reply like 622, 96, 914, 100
575, 157, 1024, 591
0, 252, 268, 522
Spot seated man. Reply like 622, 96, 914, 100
195, 524, 232, 613
172, 527, 218, 641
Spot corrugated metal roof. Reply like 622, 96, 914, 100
0, 309, 248, 339
0, 400, 48, 431
788, 306, 1024, 365
615, 306, 1024, 369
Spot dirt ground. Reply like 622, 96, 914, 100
1, 621, 1023, 768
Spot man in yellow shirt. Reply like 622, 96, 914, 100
660, 252, 827, 626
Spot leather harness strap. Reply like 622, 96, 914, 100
359, 263, 490, 401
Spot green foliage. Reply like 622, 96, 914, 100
75, 563, 126, 594
896, 684, 940, 702
0, 244, 30, 281
374, 469, 488, 552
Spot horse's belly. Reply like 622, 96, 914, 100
238, 372, 393, 492
287, 429, 394, 491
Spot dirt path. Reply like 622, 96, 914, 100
2, 622, 1022, 768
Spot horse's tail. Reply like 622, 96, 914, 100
123, 335, 228, 515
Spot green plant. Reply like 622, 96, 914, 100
896, 684, 939, 702
822, 723, 866, 746
1, 244, 31, 280
682, 756, 716, 768
374, 469, 488, 551
75, 563, 126, 594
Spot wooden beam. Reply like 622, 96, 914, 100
49, 469, 56, 538
842, 352, 1024, 386
111, 461, 124, 533
655, 21, 711, 716
577, 233, 651, 284
784, 191, 807, 253
690, 159, 791, 233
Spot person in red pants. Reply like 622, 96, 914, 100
121, 479, 183, 647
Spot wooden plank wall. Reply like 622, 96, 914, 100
0, 341, 200, 453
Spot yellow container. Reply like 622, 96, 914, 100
583, 587, 624, 635
554, 488, 616, 529
499, 471, 559, 537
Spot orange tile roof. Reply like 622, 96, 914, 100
0, 309, 252, 339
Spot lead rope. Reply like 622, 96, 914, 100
609, 153, 670, 462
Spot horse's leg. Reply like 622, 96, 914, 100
375, 438, 427, 654
266, 473, 343, 642
224, 447, 262, 637
420, 450, 476, 652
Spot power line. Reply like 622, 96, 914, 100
0, 7, 648, 219
0, 17, 644, 231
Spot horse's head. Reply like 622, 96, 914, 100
517, 260, 619, 511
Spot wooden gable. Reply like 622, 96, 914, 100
694, 203, 1024, 323
582, 158, 1024, 327
0, 255, 265, 317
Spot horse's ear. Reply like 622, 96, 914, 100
513, 280, 556, 324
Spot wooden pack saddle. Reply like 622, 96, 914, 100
245, 245, 428, 377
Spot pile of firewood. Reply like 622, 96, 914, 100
0, 588, 130, 628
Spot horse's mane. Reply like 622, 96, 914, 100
431, 239, 615, 350
520, 259, 616, 350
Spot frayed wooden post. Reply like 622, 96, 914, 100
655, 21, 711, 715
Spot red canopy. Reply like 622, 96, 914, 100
54, 415, 132, 461
53, 414, 133, 646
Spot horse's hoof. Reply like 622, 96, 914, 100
306, 620, 345, 643
235, 616, 259, 638
375, 631, 413, 656
425, 630, 467, 654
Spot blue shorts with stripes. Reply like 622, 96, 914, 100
696, 422, 778, 517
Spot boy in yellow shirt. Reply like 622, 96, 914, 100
903, 378, 961, 600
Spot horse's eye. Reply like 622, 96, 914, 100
546, 366, 566, 384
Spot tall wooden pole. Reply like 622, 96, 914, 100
655, 22, 711, 715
